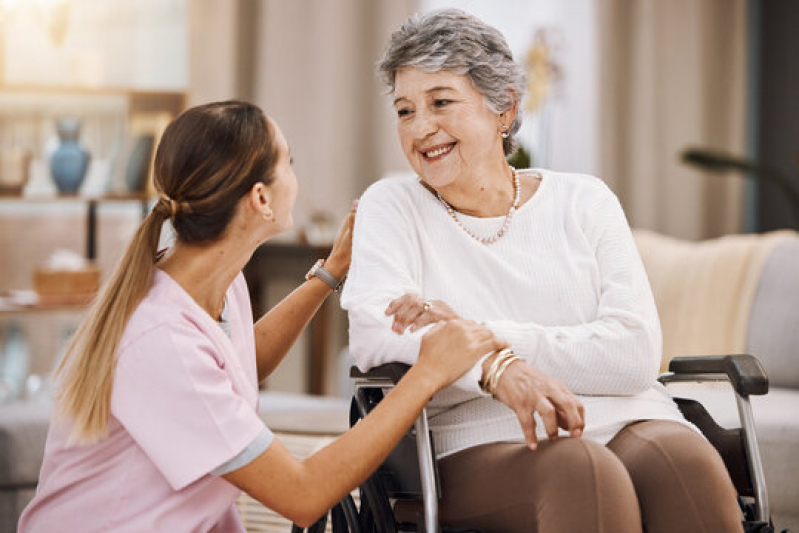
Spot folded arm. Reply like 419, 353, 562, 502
341, 184, 488, 393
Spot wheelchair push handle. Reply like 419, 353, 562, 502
350, 362, 411, 384
668, 354, 769, 396
359, 356, 770, 397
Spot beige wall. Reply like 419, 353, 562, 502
599, 0, 748, 240
187, 0, 239, 105
253, 0, 416, 232
188, 0, 416, 234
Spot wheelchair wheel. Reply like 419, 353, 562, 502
333, 494, 362, 533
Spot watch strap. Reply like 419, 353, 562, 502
307, 259, 343, 292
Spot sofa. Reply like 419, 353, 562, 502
634, 229, 799, 531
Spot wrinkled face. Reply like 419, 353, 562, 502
393, 67, 504, 189
265, 118, 298, 232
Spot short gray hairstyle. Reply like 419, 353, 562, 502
378, 9, 526, 155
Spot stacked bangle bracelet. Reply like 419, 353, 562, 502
480, 348, 521, 395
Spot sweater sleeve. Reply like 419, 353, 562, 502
484, 193, 662, 396
340, 180, 487, 394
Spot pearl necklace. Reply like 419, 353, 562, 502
435, 167, 521, 245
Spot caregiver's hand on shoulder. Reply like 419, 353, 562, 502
324, 200, 358, 280
416, 319, 507, 389
490, 359, 585, 450
385, 293, 460, 334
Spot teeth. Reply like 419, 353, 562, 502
424, 145, 453, 158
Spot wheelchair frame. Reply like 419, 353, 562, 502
293, 354, 782, 533
658, 355, 770, 523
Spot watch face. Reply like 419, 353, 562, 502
306, 259, 323, 280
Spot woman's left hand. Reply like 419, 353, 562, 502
492, 360, 585, 450
385, 294, 460, 334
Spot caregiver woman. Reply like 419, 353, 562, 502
19, 101, 504, 532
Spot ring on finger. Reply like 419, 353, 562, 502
422, 300, 432, 313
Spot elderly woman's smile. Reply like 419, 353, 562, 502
420, 143, 455, 160
394, 67, 507, 191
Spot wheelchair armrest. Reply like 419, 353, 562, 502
350, 363, 411, 384
664, 354, 769, 396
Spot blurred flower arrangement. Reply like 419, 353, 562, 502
509, 27, 564, 170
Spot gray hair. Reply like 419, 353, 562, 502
378, 9, 526, 155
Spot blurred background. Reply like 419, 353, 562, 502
0, 0, 797, 399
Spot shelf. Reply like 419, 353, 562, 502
0, 84, 185, 99
0, 194, 150, 261
0, 290, 90, 315
0, 193, 151, 202
0, 87, 186, 117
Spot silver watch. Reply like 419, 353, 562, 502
305, 259, 344, 292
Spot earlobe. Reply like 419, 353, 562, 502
259, 194, 275, 222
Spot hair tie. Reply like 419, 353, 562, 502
158, 194, 179, 218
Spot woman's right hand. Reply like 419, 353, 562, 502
491, 360, 585, 450
324, 200, 358, 280
416, 319, 507, 390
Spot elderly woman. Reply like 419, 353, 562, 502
341, 9, 743, 533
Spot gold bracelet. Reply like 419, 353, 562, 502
481, 348, 514, 394
488, 352, 516, 393
480, 348, 510, 393
489, 355, 521, 394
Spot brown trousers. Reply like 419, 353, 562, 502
406, 420, 743, 533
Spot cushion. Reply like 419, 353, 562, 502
746, 238, 799, 389
633, 230, 790, 372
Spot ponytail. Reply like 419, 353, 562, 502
55, 209, 167, 444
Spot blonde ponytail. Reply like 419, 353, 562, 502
55, 210, 166, 444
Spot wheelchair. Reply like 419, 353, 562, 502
293, 354, 789, 533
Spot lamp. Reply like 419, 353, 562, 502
681, 147, 799, 221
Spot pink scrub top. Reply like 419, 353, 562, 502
19, 269, 270, 533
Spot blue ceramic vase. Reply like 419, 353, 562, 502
50, 118, 90, 194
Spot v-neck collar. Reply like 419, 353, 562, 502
153, 268, 257, 402
154, 268, 233, 334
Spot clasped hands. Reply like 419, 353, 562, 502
385, 293, 585, 450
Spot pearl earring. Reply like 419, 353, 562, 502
501, 130, 509, 139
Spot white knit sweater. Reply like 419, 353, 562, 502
341, 169, 693, 458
